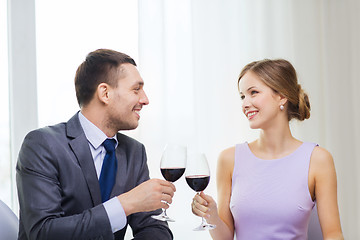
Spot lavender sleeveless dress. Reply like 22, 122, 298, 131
230, 142, 317, 240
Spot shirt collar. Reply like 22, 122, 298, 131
78, 111, 118, 149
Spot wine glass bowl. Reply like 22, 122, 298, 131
152, 144, 187, 222
185, 175, 210, 192
161, 168, 186, 182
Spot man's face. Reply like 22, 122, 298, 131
106, 63, 149, 131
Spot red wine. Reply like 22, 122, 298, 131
186, 175, 210, 192
161, 168, 185, 182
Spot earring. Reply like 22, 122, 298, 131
280, 105, 284, 111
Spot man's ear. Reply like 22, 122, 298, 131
96, 83, 111, 104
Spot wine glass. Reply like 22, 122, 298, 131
186, 152, 216, 231
151, 144, 187, 222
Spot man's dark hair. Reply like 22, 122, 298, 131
74, 49, 137, 107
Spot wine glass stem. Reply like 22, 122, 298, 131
201, 217, 206, 225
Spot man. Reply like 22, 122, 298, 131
16, 49, 175, 239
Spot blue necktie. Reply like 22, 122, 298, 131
99, 139, 118, 202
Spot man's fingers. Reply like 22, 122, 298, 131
158, 179, 176, 192
161, 193, 173, 204
160, 201, 170, 209
160, 186, 175, 198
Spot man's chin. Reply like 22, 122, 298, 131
118, 122, 139, 131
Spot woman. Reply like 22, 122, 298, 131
192, 59, 343, 239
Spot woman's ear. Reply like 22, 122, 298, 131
278, 93, 288, 106
280, 97, 288, 107
96, 83, 111, 104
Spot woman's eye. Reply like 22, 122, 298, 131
240, 95, 245, 100
251, 90, 258, 95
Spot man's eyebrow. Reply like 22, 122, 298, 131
132, 81, 144, 87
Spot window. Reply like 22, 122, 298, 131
36, 0, 139, 126
0, 0, 11, 207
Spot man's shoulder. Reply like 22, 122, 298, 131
26, 113, 81, 140
26, 122, 66, 139
18, 122, 70, 167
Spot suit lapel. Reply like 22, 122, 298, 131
66, 113, 102, 206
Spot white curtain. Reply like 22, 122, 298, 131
137, 0, 360, 239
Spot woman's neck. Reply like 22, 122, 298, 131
251, 123, 301, 159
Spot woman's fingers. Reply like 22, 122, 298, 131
191, 193, 209, 217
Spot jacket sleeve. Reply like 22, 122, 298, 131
16, 129, 114, 240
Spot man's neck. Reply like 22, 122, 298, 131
80, 107, 115, 138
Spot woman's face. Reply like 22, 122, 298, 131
239, 71, 284, 130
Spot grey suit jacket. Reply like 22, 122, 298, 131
16, 113, 172, 240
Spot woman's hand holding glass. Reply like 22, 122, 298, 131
191, 191, 218, 221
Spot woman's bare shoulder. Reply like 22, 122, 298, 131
218, 146, 235, 164
217, 146, 236, 176
310, 146, 336, 177
311, 146, 334, 165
